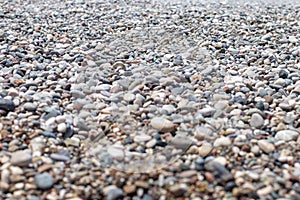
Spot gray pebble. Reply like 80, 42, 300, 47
34, 173, 54, 190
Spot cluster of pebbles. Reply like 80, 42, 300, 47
1, 0, 300, 199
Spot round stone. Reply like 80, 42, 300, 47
34, 173, 54, 190
250, 113, 264, 128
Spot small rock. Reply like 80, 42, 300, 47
169, 184, 188, 197
169, 136, 193, 150
250, 113, 264, 128
107, 145, 124, 161
106, 187, 124, 200
134, 134, 152, 143
0, 98, 15, 111
213, 137, 231, 147
57, 123, 67, 133
11, 150, 32, 166
275, 130, 299, 141
50, 152, 70, 162
198, 143, 213, 157
123, 93, 135, 102
123, 184, 136, 194
199, 106, 216, 117
150, 117, 175, 133
257, 140, 275, 153
34, 173, 54, 190
257, 185, 273, 196
23, 102, 37, 111
64, 138, 80, 147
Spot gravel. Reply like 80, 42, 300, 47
0, 0, 300, 199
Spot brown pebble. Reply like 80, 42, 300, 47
205, 172, 215, 182
135, 181, 149, 189
38, 164, 53, 173
123, 184, 136, 194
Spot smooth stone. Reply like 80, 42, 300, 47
199, 106, 216, 117
107, 187, 124, 200
57, 123, 67, 133
198, 143, 213, 157
0, 98, 15, 111
169, 136, 193, 150
250, 113, 264, 128
146, 139, 157, 148
150, 117, 175, 133
205, 161, 233, 181
257, 140, 275, 153
123, 93, 135, 102
23, 102, 37, 111
161, 104, 176, 115
70, 90, 85, 98
275, 130, 299, 141
257, 185, 273, 196
34, 173, 54, 190
64, 138, 80, 147
169, 184, 188, 197
50, 152, 70, 162
213, 137, 231, 147
10, 150, 32, 166
107, 146, 124, 161
133, 134, 152, 143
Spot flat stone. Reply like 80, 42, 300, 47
50, 152, 70, 162
133, 134, 152, 143
34, 173, 54, 190
123, 93, 135, 102
213, 137, 231, 147
257, 140, 275, 153
169, 136, 193, 150
70, 90, 85, 98
275, 130, 299, 141
250, 113, 264, 128
10, 150, 32, 166
150, 117, 175, 133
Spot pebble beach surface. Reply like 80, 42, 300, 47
0, 0, 300, 199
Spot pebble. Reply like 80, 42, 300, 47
275, 130, 299, 141
257, 185, 273, 196
169, 136, 193, 150
257, 140, 275, 153
150, 117, 175, 133
198, 143, 213, 157
0, 98, 15, 111
106, 187, 124, 200
10, 150, 32, 167
213, 137, 231, 147
169, 184, 188, 197
34, 173, 54, 190
250, 113, 264, 128
23, 102, 37, 111
134, 135, 152, 143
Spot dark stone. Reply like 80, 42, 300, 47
0, 98, 15, 112
279, 69, 288, 79
224, 181, 237, 191
255, 101, 265, 111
